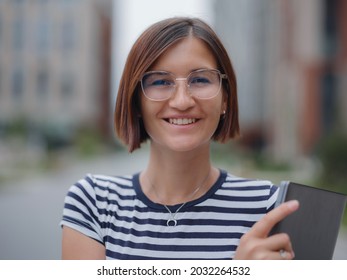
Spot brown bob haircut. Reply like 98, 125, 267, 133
115, 17, 239, 152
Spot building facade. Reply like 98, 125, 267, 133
214, 0, 347, 163
0, 0, 112, 138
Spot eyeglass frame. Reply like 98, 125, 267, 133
140, 68, 228, 101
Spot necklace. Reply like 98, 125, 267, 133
145, 168, 211, 226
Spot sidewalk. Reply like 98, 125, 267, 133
0, 147, 346, 259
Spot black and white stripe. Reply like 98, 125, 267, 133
61, 170, 278, 259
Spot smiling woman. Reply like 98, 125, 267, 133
115, 17, 239, 152
60, 17, 299, 260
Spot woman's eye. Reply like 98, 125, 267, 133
190, 77, 210, 85
151, 79, 172, 86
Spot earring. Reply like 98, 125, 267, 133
220, 110, 226, 120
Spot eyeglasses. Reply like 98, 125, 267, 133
140, 69, 227, 101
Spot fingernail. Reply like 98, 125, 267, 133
286, 200, 299, 210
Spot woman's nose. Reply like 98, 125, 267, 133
168, 80, 195, 110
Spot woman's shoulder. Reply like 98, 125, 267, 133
222, 170, 276, 189
85, 173, 134, 186
220, 170, 279, 207
68, 173, 137, 196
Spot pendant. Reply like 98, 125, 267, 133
167, 219, 177, 227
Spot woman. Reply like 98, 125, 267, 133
61, 17, 299, 260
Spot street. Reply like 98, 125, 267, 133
0, 149, 149, 259
0, 148, 346, 260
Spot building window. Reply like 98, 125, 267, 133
0, 67, 2, 96
38, 0, 48, 5
13, 0, 25, 5
61, 18, 76, 52
36, 17, 51, 53
62, 0, 80, 7
323, 0, 338, 57
37, 66, 49, 98
12, 17, 25, 51
60, 71, 75, 98
12, 68, 25, 100
0, 13, 3, 49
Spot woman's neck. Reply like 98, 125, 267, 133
140, 143, 218, 205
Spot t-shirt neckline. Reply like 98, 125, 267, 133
132, 169, 227, 212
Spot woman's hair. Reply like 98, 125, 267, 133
115, 17, 239, 152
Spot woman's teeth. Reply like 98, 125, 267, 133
169, 118, 196, 125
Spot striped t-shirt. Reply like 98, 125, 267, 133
60, 170, 278, 259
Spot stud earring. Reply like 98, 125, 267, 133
220, 110, 226, 120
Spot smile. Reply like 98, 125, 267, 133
168, 118, 197, 125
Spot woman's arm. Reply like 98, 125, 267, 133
61, 226, 106, 260
234, 200, 299, 260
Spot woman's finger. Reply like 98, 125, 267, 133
249, 200, 299, 238
262, 232, 294, 255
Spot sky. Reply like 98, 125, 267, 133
111, 0, 214, 99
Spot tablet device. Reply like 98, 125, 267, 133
270, 181, 347, 259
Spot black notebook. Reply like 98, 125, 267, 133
270, 181, 347, 260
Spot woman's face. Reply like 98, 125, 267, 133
140, 36, 226, 153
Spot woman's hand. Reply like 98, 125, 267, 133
234, 200, 299, 260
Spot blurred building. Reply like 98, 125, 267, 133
214, 0, 347, 163
214, 0, 269, 153
0, 0, 112, 139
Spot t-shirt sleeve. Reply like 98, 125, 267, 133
267, 183, 279, 212
60, 174, 103, 244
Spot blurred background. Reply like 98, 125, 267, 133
0, 0, 346, 259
